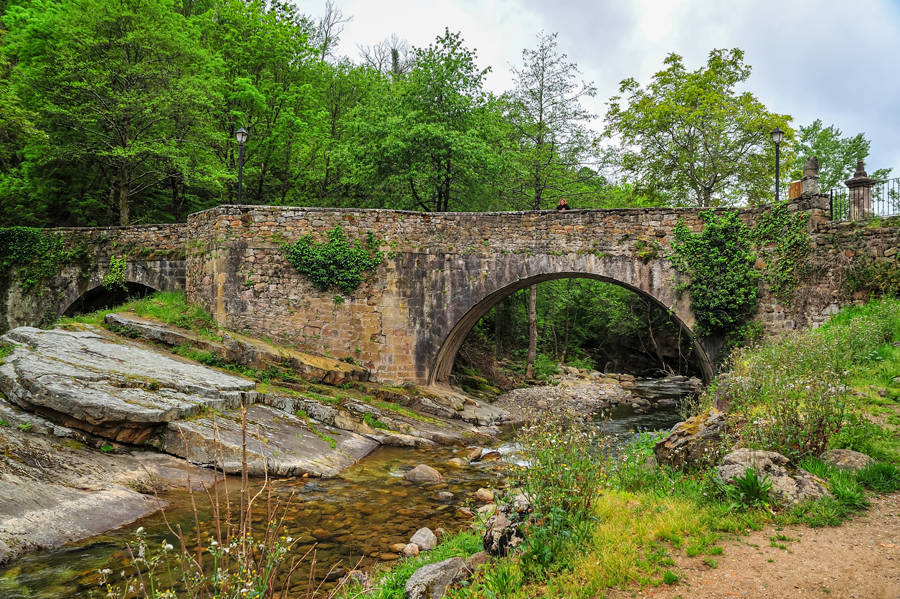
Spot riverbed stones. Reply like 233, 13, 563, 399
390, 543, 407, 553
404, 464, 444, 483
436, 491, 455, 502
466, 447, 482, 461
403, 543, 420, 557
446, 457, 467, 468
410, 527, 437, 550
0, 326, 256, 443
820, 449, 874, 472
404, 557, 468, 599
654, 408, 725, 469
716, 448, 829, 506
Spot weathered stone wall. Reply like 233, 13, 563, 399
2, 224, 189, 330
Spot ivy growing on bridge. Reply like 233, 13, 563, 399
670, 211, 760, 336
0, 227, 87, 291
282, 225, 384, 296
103, 255, 127, 291
669, 204, 811, 339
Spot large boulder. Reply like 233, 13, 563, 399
716, 448, 829, 506
820, 449, 874, 472
654, 409, 726, 468
0, 327, 256, 443
404, 557, 468, 599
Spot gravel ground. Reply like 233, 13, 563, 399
609, 491, 900, 599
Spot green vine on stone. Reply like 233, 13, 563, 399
749, 202, 810, 304
282, 225, 384, 296
103, 255, 127, 291
669, 211, 760, 336
0, 227, 72, 291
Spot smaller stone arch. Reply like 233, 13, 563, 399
57, 261, 179, 317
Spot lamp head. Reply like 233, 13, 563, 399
770, 126, 784, 145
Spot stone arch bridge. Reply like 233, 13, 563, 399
2, 194, 897, 385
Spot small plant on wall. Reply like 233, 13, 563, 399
103, 255, 127, 290
282, 225, 384, 296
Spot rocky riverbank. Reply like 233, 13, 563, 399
0, 321, 511, 564
493, 366, 702, 423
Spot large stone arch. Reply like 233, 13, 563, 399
418, 252, 714, 385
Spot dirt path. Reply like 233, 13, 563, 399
611, 492, 900, 599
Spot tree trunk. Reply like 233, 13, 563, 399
525, 284, 538, 378
118, 166, 129, 226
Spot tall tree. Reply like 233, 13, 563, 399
604, 48, 792, 207
344, 29, 501, 212
790, 119, 891, 192
506, 32, 597, 378
2, 0, 222, 225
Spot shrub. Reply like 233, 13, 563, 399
511, 413, 606, 525
532, 353, 560, 381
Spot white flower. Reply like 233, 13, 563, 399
164, 543, 174, 551
135, 527, 144, 535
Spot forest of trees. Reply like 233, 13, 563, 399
0, 0, 888, 377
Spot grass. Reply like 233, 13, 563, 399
60, 291, 223, 341
295, 410, 337, 449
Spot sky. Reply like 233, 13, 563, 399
308, 0, 900, 182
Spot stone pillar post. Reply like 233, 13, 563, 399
791, 156, 829, 231
846, 160, 875, 220
801, 156, 820, 196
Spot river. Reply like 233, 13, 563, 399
0, 384, 690, 598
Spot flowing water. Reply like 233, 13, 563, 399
0, 381, 692, 598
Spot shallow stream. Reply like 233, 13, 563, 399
0, 380, 691, 598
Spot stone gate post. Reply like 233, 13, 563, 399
846, 160, 876, 220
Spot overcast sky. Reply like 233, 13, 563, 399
308, 0, 900, 182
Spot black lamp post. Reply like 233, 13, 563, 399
236, 127, 249, 205
771, 126, 784, 202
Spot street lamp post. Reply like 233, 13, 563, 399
771, 127, 784, 202
236, 127, 249, 205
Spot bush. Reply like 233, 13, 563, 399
532, 353, 560, 381
511, 414, 606, 525
712, 298, 900, 460
282, 226, 383, 296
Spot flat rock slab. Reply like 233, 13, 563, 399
105, 313, 368, 385
0, 327, 257, 442
162, 404, 379, 477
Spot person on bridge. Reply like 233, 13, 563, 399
556, 198, 570, 211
